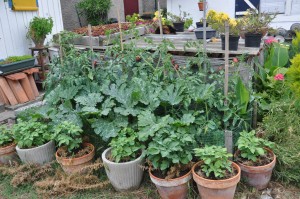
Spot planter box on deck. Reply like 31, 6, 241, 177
0, 58, 35, 76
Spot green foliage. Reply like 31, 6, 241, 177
76, 0, 112, 25
52, 121, 83, 153
0, 55, 33, 65
109, 128, 144, 163
167, 5, 192, 23
194, 146, 232, 179
262, 94, 300, 186
27, 17, 53, 40
126, 13, 142, 24
12, 119, 51, 149
287, 54, 300, 97
0, 125, 14, 147
145, 114, 196, 172
236, 130, 273, 162
264, 43, 290, 74
290, 31, 300, 58
235, 77, 250, 114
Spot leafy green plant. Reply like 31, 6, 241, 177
126, 13, 142, 24
76, 0, 112, 25
13, 119, 51, 149
27, 17, 53, 41
109, 128, 144, 163
52, 121, 83, 153
0, 125, 14, 147
236, 130, 273, 162
194, 146, 232, 179
287, 54, 300, 97
167, 5, 192, 25
0, 55, 33, 65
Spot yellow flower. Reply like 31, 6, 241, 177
229, 19, 237, 27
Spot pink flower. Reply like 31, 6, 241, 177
233, 57, 239, 63
265, 37, 278, 45
274, 73, 284, 81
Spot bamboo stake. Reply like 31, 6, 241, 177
224, 21, 230, 100
59, 34, 63, 66
158, 1, 163, 38
203, 0, 207, 73
88, 24, 94, 69
117, 7, 124, 51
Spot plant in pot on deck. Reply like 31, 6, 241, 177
140, 112, 196, 199
12, 119, 55, 165
235, 130, 276, 190
0, 125, 18, 164
198, 0, 205, 11
240, 9, 276, 47
167, 5, 193, 32
102, 127, 145, 192
207, 10, 242, 51
192, 146, 241, 199
27, 17, 53, 48
53, 121, 95, 174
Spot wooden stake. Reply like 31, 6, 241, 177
158, 1, 163, 38
59, 34, 63, 66
203, 0, 207, 72
117, 7, 124, 51
224, 21, 230, 99
88, 24, 95, 69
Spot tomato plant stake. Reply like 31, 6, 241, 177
157, 1, 163, 38
117, 7, 124, 51
88, 24, 94, 69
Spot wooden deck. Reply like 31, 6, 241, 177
75, 32, 261, 56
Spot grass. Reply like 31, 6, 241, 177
0, 171, 300, 199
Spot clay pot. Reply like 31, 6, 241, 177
31, 35, 46, 48
235, 148, 276, 190
0, 142, 18, 164
149, 168, 192, 199
56, 143, 95, 174
16, 140, 55, 165
192, 161, 241, 199
198, 2, 205, 11
102, 147, 145, 191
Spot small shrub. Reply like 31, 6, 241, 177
0, 125, 14, 147
27, 17, 53, 40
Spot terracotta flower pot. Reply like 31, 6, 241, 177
102, 147, 145, 191
192, 161, 241, 199
56, 143, 95, 174
16, 140, 55, 165
31, 36, 46, 48
149, 168, 192, 199
198, 2, 205, 11
0, 142, 18, 164
235, 148, 276, 190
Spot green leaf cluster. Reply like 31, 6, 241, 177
194, 146, 232, 179
110, 128, 144, 163
287, 54, 300, 97
236, 130, 273, 162
12, 119, 51, 149
0, 125, 14, 147
0, 55, 33, 65
52, 121, 83, 153
27, 17, 53, 40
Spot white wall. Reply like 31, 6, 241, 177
0, 0, 64, 59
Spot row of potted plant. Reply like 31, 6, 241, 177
0, 120, 95, 175
101, 128, 276, 199
204, 9, 276, 50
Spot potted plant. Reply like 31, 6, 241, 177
240, 9, 276, 47
152, 10, 176, 34
13, 119, 55, 165
145, 114, 196, 199
0, 55, 35, 75
235, 130, 276, 190
27, 17, 53, 48
207, 10, 242, 51
0, 125, 18, 164
196, 18, 209, 28
102, 128, 145, 191
192, 146, 241, 199
54, 121, 95, 174
198, 0, 205, 11
167, 6, 192, 32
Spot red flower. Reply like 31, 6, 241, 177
233, 58, 238, 63
274, 73, 284, 81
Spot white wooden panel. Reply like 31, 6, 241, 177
291, 0, 300, 15
260, 0, 286, 13
0, 0, 63, 59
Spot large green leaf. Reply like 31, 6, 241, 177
160, 84, 185, 106
235, 77, 250, 114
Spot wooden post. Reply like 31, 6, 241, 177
88, 24, 94, 69
117, 7, 124, 51
158, 1, 163, 38
225, 130, 233, 155
59, 34, 63, 66
203, 0, 207, 72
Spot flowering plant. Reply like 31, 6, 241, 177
207, 10, 242, 36
153, 10, 172, 26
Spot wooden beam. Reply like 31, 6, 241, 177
0, 77, 18, 105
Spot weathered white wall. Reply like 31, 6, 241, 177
0, 0, 64, 59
